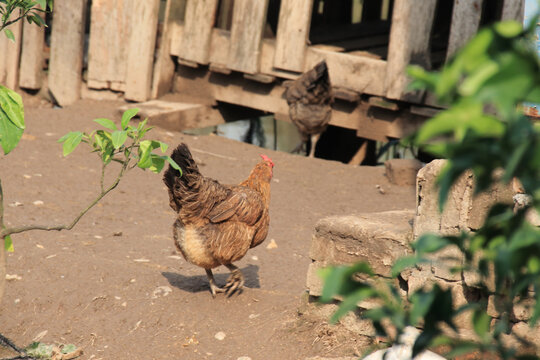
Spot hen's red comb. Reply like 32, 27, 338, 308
260, 154, 274, 167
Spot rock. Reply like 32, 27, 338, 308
214, 331, 226, 341
309, 210, 414, 277
384, 158, 423, 186
151, 286, 172, 299
266, 239, 278, 249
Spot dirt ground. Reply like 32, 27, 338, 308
0, 98, 416, 360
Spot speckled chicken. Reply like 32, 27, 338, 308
163, 143, 274, 297
285, 60, 333, 157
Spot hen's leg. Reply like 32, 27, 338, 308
205, 269, 225, 298
224, 264, 244, 296
308, 133, 320, 158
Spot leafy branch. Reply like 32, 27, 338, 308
0, 0, 52, 41
0, 109, 180, 251
320, 18, 540, 359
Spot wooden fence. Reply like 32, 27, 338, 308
0, 0, 526, 142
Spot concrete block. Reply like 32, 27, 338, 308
306, 261, 326, 297
487, 295, 534, 322
310, 210, 414, 277
384, 158, 423, 186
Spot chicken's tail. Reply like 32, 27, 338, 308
163, 143, 200, 211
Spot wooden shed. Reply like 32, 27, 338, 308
0, 0, 526, 143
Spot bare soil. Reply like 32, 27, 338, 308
0, 98, 416, 360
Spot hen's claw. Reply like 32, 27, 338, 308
224, 267, 244, 296
206, 269, 226, 298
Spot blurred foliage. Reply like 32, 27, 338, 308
321, 18, 540, 359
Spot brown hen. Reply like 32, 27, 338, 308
163, 143, 273, 297
285, 60, 333, 157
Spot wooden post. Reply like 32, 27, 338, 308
87, 0, 132, 90
446, 0, 484, 61
0, 14, 23, 89
501, 0, 525, 21
178, 0, 218, 64
125, 0, 160, 102
273, 0, 313, 73
152, 0, 177, 98
48, 0, 87, 106
385, 0, 437, 101
228, 0, 269, 74
19, 19, 45, 90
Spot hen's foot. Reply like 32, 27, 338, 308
205, 269, 226, 298
224, 264, 245, 296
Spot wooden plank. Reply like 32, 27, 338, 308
118, 99, 225, 132
446, 0, 483, 61
306, 48, 387, 96
227, 0, 269, 74
501, 0, 525, 21
0, 13, 22, 89
385, 0, 436, 101
209, 28, 230, 66
168, 0, 187, 57
273, 0, 313, 72
152, 0, 184, 98
179, 0, 218, 64
125, 0, 160, 102
87, 0, 132, 89
207, 31, 387, 96
19, 14, 45, 90
48, 0, 87, 106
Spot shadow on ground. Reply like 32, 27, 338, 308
162, 264, 261, 293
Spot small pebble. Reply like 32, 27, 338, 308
214, 332, 226, 341
113, 232, 123, 237
14, 298, 20, 304
248, 314, 260, 319
237, 357, 252, 360
9, 201, 23, 207
23, 174, 32, 179
33, 200, 44, 206
94, 235, 103, 239
266, 239, 278, 250
251, 255, 258, 261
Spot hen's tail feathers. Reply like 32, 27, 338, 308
163, 143, 200, 210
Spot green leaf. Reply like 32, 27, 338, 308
4, 28, 14, 42
0, 85, 25, 129
413, 234, 451, 255
472, 309, 491, 339
330, 286, 374, 323
93, 118, 117, 131
391, 255, 421, 278
319, 262, 374, 303
137, 140, 153, 169
58, 131, 83, 156
111, 130, 128, 149
36, 0, 46, 9
149, 154, 166, 173
410, 290, 436, 325
121, 108, 139, 130
0, 109, 23, 154
158, 141, 168, 153
5, 235, 14, 252
165, 155, 181, 174
494, 20, 522, 38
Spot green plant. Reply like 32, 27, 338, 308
320, 18, 540, 359
0, 0, 52, 40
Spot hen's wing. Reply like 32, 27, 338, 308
208, 187, 265, 226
